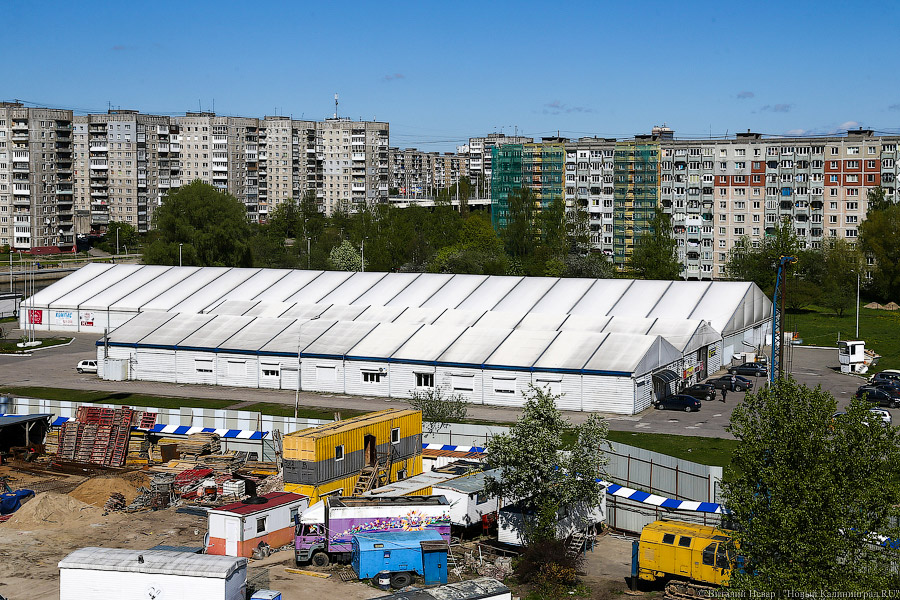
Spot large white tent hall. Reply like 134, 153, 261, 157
98, 311, 685, 414
25, 264, 771, 414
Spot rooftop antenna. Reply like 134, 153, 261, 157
334, 93, 339, 119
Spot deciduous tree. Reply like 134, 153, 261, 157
631, 208, 680, 280
485, 385, 609, 545
144, 181, 253, 267
407, 387, 469, 437
722, 377, 900, 592
860, 201, 900, 302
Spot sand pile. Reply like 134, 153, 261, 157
69, 477, 141, 507
6, 492, 103, 529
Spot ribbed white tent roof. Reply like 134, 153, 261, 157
35, 265, 770, 337
103, 311, 681, 376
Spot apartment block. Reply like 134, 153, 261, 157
257, 116, 317, 219
389, 148, 467, 198
468, 133, 533, 198
492, 127, 900, 280
74, 111, 180, 234
319, 118, 389, 215
491, 141, 565, 230
0, 103, 75, 252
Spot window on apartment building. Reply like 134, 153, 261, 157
846, 229, 858, 238
829, 215, 838, 223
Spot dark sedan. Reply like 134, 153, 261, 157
856, 385, 900, 409
728, 362, 768, 377
680, 383, 717, 402
654, 394, 702, 412
707, 374, 753, 392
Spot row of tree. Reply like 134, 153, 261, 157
134, 181, 685, 281
726, 187, 900, 307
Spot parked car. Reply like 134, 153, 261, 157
728, 362, 768, 377
868, 408, 893, 426
654, 394, 701, 412
76, 360, 97, 374
680, 383, 717, 402
870, 370, 900, 386
855, 385, 900, 409
707, 374, 753, 392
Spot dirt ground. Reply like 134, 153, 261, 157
0, 464, 639, 600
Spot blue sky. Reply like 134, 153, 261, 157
8, 1, 900, 151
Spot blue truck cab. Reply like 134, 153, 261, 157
351, 530, 449, 589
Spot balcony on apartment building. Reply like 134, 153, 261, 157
90, 160, 109, 170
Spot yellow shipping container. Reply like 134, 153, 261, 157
282, 409, 423, 504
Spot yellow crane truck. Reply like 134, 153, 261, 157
632, 519, 736, 599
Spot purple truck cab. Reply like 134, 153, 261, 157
295, 495, 452, 566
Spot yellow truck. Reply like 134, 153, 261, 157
633, 519, 736, 598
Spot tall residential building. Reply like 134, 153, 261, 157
74, 111, 181, 234
492, 127, 900, 281
468, 133, 533, 198
0, 103, 75, 251
318, 118, 389, 214
491, 140, 565, 230
257, 116, 317, 218
389, 148, 467, 198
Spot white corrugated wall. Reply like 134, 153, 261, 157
301, 357, 345, 394
389, 363, 434, 399
633, 373, 654, 412
482, 370, 528, 407
134, 348, 177, 382
436, 366, 482, 404
535, 373, 581, 411
217, 354, 258, 388
176, 350, 217, 386
582, 375, 634, 414
707, 341, 723, 373
344, 360, 390, 397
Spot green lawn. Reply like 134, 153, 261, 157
0, 386, 233, 410
607, 430, 737, 470
0, 337, 72, 354
786, 305, 900, 372
244, 402, 367, 421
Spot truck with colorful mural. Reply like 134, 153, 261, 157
294, 495, 452, 566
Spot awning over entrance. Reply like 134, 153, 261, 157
651, 369, 679, 400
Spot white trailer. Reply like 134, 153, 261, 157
432, 468, 502, 528
497, 496, 606, 547
58, 547, 247, 600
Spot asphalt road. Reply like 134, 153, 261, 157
0, 330, 870, 439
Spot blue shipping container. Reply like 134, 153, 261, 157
351, 530, 448, 585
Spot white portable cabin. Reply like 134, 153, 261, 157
497, 495, 607, 547
432, 468, 503, 528
206, 492, 309, 558
58, 547, 247, 600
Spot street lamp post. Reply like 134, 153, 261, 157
179, 243, 183, 267
295, 314, 321, 419
361, 237, 365, 273
116, 227, 119, 255
856, 270, 860, 339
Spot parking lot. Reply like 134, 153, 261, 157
0, 331, 872, 439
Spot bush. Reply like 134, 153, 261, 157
514, 538, 582, 585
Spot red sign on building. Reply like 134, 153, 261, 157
28, 309, 42, 325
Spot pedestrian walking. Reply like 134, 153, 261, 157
721, 387, 728, 402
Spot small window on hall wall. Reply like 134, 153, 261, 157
391, 428, 400, 444
415, 372, 434, 388
335, 445, 344, 461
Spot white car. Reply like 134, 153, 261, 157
76, 360, 97, 374
868, 408, 892, 426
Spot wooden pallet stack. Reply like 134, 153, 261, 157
58, 422, 82, 460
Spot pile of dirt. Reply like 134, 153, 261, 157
5, 492, 103, 529
69, 476, 141, 507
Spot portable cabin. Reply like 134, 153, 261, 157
282, 409, 423, 504
58, 547, 247, 600
351, 529, 448, 585
206, 492, 309, 558
498, 496, 606, 546
360, 460, 483, 499
432, 468, 502, 528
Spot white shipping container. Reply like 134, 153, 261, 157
58, 547, 247, 600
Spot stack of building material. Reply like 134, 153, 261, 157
57, 407, 136, 467
179, 432, 221, 457
44, 429, 60, 455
